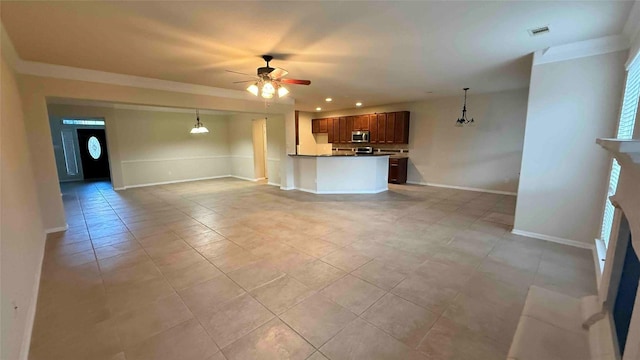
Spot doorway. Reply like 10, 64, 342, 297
77, 128, 111, 180
252, 118, 268, 181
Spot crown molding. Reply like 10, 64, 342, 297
533, 34, 630, 66
46, 98, 234, 115
14, 59, 294, 105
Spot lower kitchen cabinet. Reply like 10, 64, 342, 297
388, 157, 408, 184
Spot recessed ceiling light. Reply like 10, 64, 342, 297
316, 107, 322, 111
356, 102, 362, 107
325, 98, 332, 102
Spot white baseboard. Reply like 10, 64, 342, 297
44, 224, 68, 234
19, 233, 46, 360
280, 186, 295, 191
511, 229, 595, 250
229, 175, 260, 182
116, 175, 233, 190
267, 182, 281, 187
293, 187, 388, 195
406, 181, 517, 196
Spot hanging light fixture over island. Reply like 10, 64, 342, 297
190, 109, 209, 134
455, 87, 475, 126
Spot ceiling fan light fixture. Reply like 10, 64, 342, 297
356, 102, 362, 107
261, 81, 276, 98
278, 86, 289, 98
247, 83, 259, 96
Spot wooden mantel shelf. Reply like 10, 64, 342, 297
597, 138, 640, 165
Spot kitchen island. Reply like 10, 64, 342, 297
289, 154, 389, 194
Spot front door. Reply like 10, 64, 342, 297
77, 128, 111, 180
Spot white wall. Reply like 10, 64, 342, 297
514, 50, 627, 245
1, 55, 45, 360
47, 105, 232, 188
114, 108, 230, 187
266, 114, 285, 186
297, 111, 332, 155
228, 113, 258, 180
317, 88, 529, 194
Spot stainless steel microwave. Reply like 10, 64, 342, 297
351, 131, 370, 143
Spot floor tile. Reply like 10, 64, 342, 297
362, 293, 438, 348
289, 260, 346, 291
351, 259, 407, 291
221, 318, 314, 360
227, 259, 285, 291
417, 316, 507, 360
319, 318, 426, 360
203, 293, 275, 349
179, 276, 246, 317
320, 275, 385, 315
321, 249, 372, 272
33, 180, 596, 359
249, 276, 315, 314
114, 294, 193, 348
280, 294, 356, 348
124, 318, 218, 360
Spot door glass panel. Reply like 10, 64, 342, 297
87, 136, 102, 160
61, 130, 78, 175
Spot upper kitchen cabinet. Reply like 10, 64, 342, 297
369, 115, 378, 143
312, 111, 409, 144
393, 111, 410, 144
311, 118, 329, 133
353, 115, 370, 131
327, 118, 334, 143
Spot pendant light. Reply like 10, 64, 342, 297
190, 109, 209, 134
455, 88, 475, 126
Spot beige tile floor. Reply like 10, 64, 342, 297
30, 178, 597, 360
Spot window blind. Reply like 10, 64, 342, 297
601, 55, 640, 246
61, 130, 79, 176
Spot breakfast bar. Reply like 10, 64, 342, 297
289, 154, 389, 194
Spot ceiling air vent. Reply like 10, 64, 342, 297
528, 25, 550, 36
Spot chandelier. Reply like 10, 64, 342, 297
190, 109, 209, 134
455, 87, 475, 126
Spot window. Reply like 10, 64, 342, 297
87, 136, 102, 160
60, 130, 78, 176
62, 119, 105, 126
601, 55, 640, 247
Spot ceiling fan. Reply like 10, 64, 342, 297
226, 55, 311, 99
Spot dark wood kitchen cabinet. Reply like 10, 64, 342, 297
393, 111, 410, 144
385, 112, 396, 144
388, 157, 408, 184
312, 118, 325, 133
377, 113, 387, 144
369, 115, 378, 143
353, 115, 370, 131
339, 117, 348, 143
327, 118, 334, 143
312, 111, 409, 144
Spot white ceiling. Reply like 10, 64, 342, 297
1, 1, 634, 111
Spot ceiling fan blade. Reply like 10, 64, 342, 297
233, 80, 255, 84
280, 78, 311, 85
269, 67, 289, 80
225, 69, 255, 77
